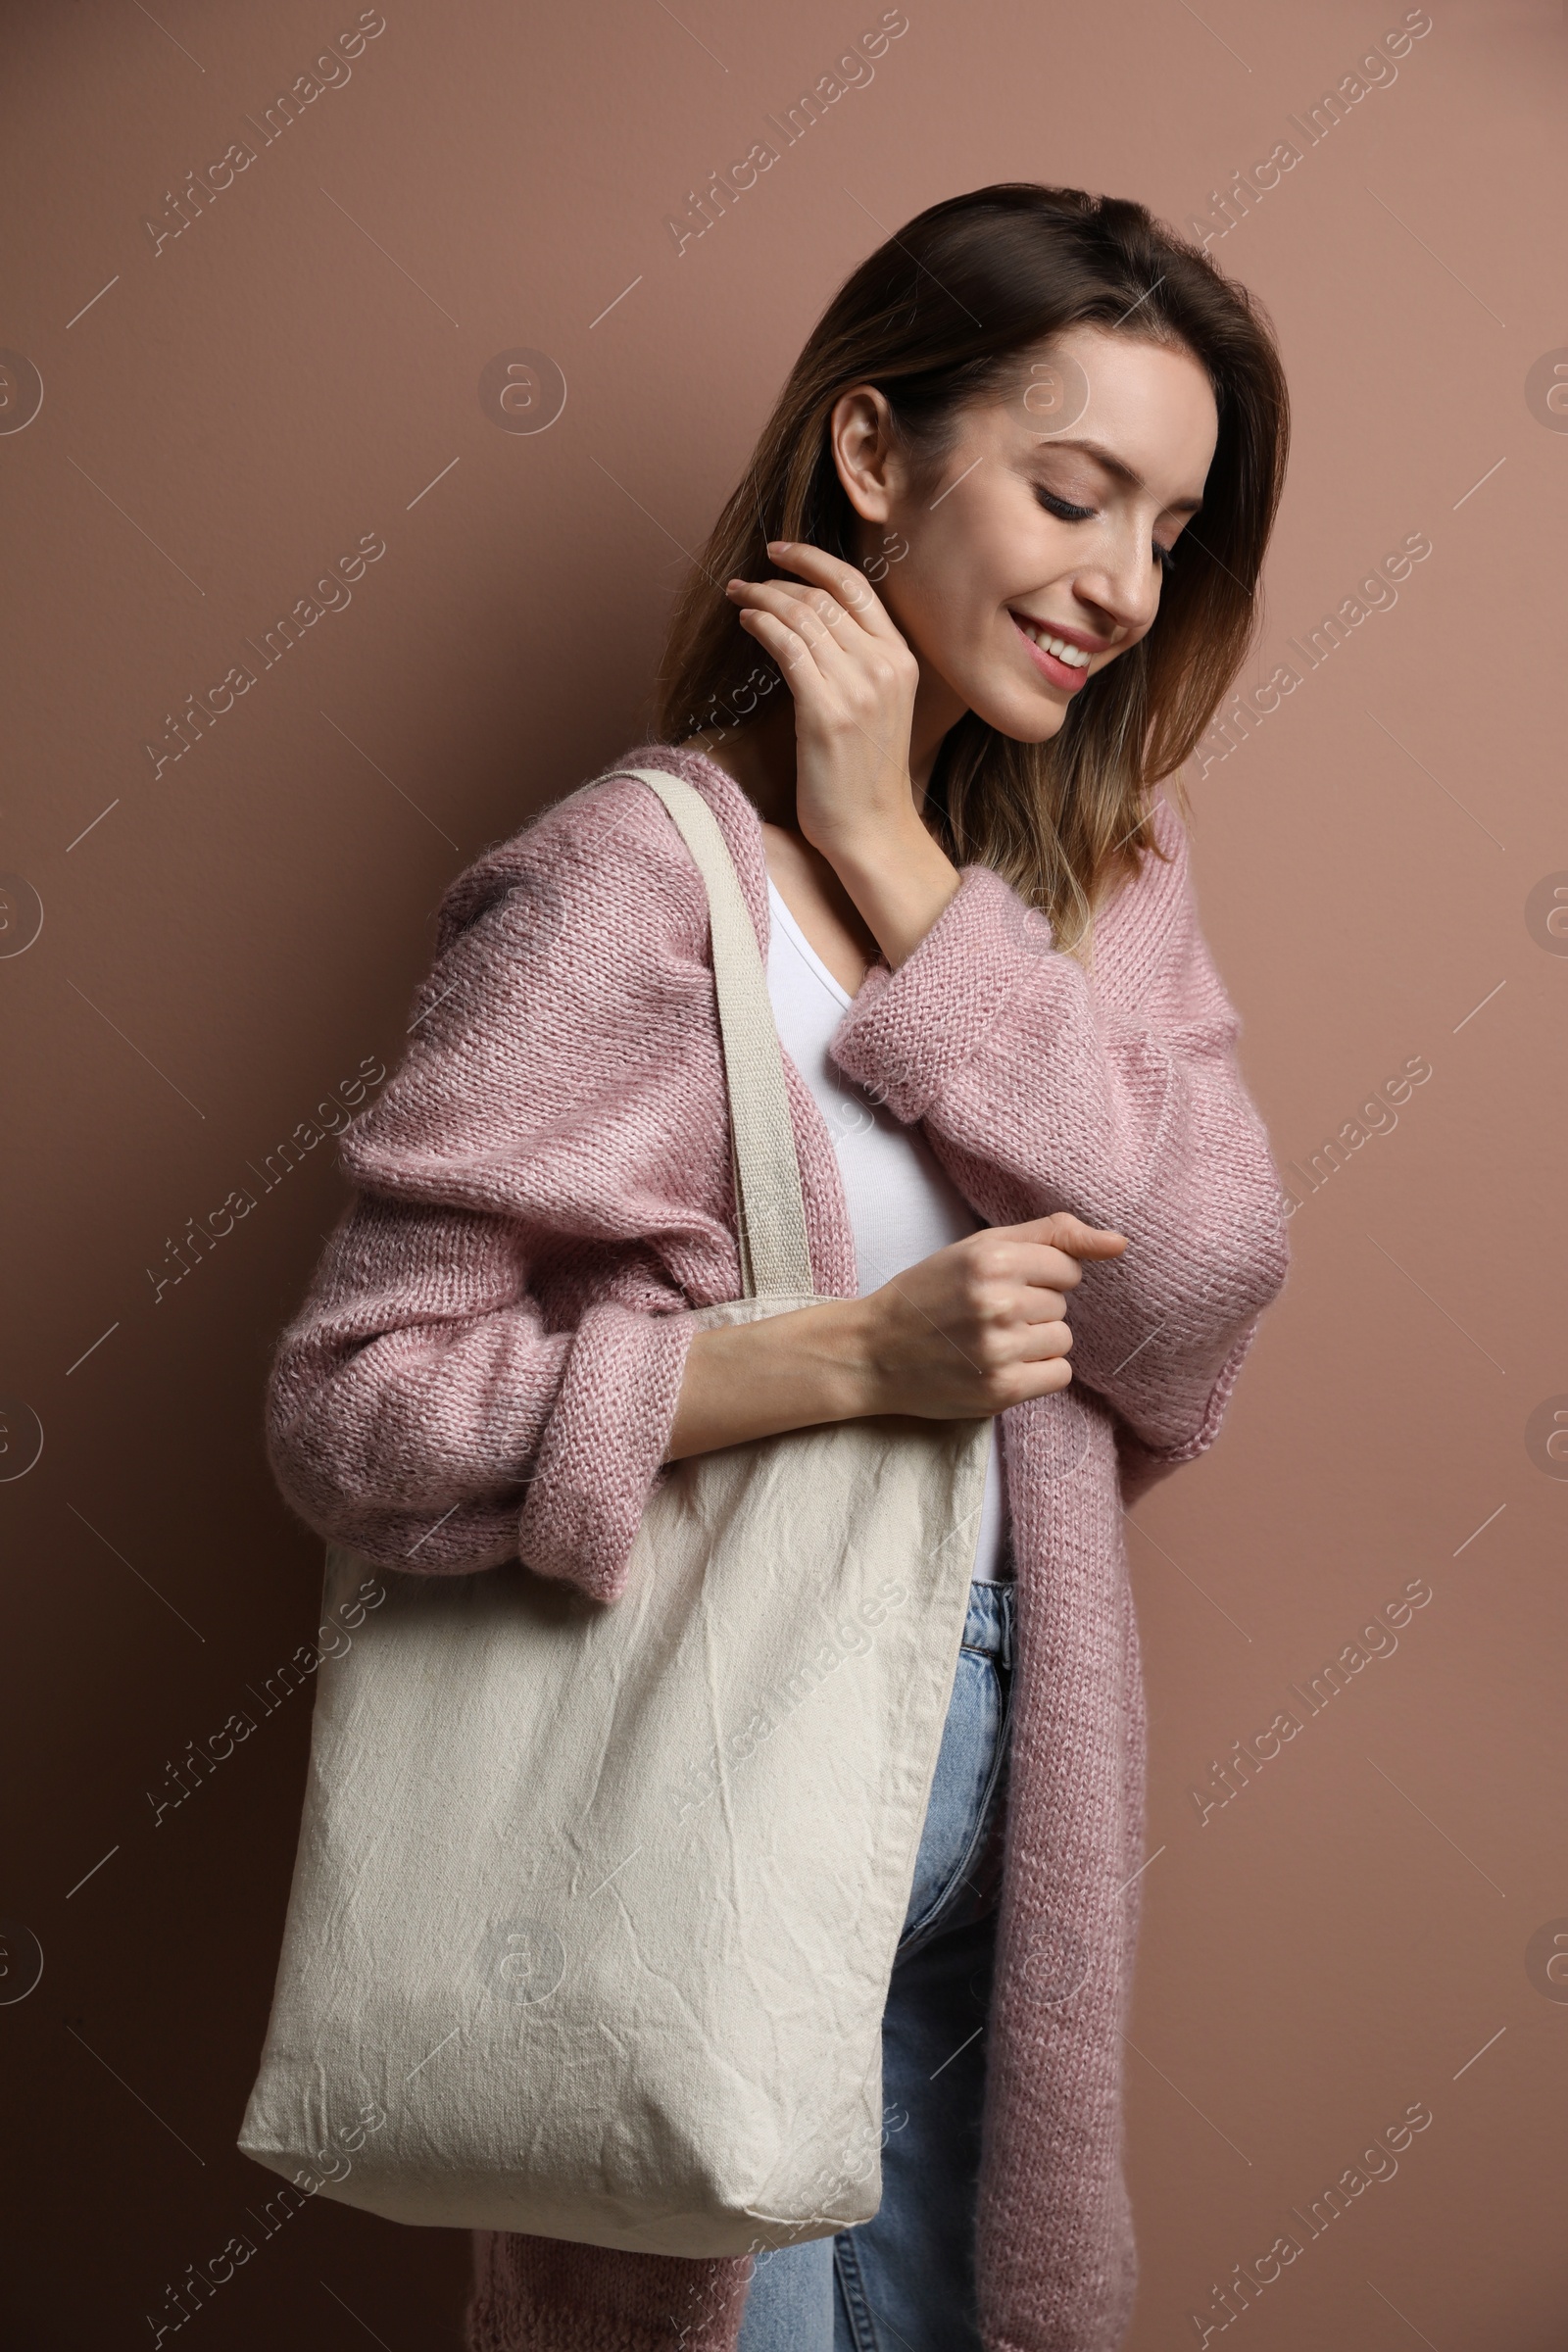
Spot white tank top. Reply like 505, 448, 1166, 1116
764, 877, 1011, 1583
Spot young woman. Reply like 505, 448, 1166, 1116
266, 184, 1290, 2352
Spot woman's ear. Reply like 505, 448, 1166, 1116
828, 385, 902, 526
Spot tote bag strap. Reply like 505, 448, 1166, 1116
613, 766, 814, 1303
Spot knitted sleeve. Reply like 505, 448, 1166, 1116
826, 801, 1289, 1467
263, 779, 712, 1600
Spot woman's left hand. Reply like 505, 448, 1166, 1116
724, 540, 961, 964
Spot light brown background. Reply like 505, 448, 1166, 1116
3, 0, 1564, 2344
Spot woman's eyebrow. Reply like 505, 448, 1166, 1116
1028, 434, 1204, 516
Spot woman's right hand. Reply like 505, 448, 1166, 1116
665, 1212, 1127, 1461
854, 1213, 1128, 1420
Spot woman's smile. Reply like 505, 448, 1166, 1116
1006, 609, 1101, 691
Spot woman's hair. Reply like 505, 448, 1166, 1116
653, 181, 1290, 955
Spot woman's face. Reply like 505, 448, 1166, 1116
833, 324, 1219, 746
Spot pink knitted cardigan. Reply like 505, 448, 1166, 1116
265, 742, 1289, 2352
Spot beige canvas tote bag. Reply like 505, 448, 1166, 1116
238, 766, 993, 2255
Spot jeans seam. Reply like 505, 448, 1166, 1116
832, 2228, 881, 2352
897, 1642, 1015, 1959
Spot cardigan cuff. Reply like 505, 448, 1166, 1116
1116, 1315, 1264, 1495
516, 1299, 696, 1604
828, 865, 1039, 1125
1167, 1314, 1265, 1461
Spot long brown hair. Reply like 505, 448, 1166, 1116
653, 182, 1289, 955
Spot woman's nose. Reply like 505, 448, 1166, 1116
1070, 529, 1163, 636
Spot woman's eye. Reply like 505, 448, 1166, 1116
1036, 489, 1096, 524
1038, 487, 1178, 578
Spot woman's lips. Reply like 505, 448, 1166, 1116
1010, 611, 1093, 693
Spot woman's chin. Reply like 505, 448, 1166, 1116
964, 686, 1071, 745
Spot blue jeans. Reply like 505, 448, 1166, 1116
735, 1577, 1017, 2352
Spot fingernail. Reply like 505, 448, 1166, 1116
766, 539, 791, 552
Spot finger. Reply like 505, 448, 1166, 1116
770, 579, 882, 662
727, 579, 861, 676
732, 602, 836, 684
733, 609, 806, 679
1012, 1318, 1073, 1362
1010, 1285, 1069, 1325
729, 586, 863, 702
764, 540, 905, 644
1008, 1213, 1129, 1261
767, 579, 856, 622
990, 1243, 1089, 1294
